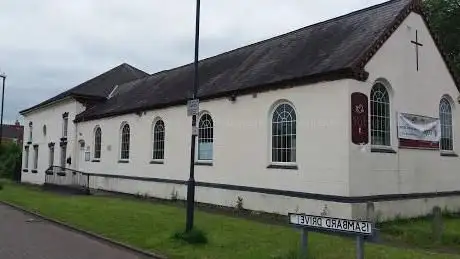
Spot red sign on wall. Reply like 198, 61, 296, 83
351, 92, 369, 145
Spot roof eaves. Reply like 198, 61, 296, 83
20, 92, 108, 116
75, 67, 359, 123
351, 0, 413, 72
71, 93, 107, 102
20, 95, 73, 116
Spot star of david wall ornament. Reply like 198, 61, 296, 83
355, 104, 365, 114
351, 92, 369, 145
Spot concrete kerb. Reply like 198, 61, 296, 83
0, 200, 167, 259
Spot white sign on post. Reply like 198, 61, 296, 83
289, 213, 373, 236
290, 213, 372, 259
187, 99, 200, 117
192, 126, 198, 136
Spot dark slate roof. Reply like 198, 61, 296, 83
76, 0, 417, 122
20, 63, 149, 115
1, 124, 24, 140
72, 0, 457, 122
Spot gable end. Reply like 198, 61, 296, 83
352, 0, 459, 91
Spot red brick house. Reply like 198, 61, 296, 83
1, 121, 24, 146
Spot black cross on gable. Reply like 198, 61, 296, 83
411, 30, 423, 71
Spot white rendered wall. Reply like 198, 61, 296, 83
77, 80, 352, 217
88, 175, 352, 218
349, 12, 460, 201
21, 98, 85, 184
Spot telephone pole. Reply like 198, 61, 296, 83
0, 73, 6, 146
185, 0, 201, 233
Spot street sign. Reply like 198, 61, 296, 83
187, 99, 199, 116
192, 126, 198, 136
289, 213, 373, 236
289, 213, 373, 259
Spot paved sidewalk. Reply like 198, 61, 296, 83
0, 203, 148, 259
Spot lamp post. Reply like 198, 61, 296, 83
185, 0, 201, 233
0, 73, 6, 147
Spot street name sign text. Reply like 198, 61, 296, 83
289, 213, 373, 236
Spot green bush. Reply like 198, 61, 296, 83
172, 228, 208, 245
0, 142, 22, 180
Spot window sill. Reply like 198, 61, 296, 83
371, 146, 397, 154
118, 160, 129, 164
267, 164, 298, 170
441, 152, 458, 157
22, 169, 28, 172
31, 170, 38, 174
195, 161, 213, 166
91, 159, 101, 163
150, 160, 164, 165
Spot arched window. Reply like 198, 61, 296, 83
370, 83, 391, 146
271, 102, 296, 163
28, 122, 33, 142
120, 123, 130, 160
440, 98, 453, 151
152, 119, 165, 160
198, 114, 214, 161
94, 127, 102, 159
62, 113, 69, 138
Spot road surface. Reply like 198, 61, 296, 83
0, 203, 149, 259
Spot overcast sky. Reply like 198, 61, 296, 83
0, 0, 386, 123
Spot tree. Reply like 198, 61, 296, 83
424, 0, 460, 77
0, 142, 22, 180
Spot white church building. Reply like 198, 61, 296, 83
20, 0, 460, 221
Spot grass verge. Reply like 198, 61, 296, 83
380, 214, 460, 253
0, 182, 458, 259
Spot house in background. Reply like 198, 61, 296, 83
19, 0, 460, 221
1, 120, 24, 146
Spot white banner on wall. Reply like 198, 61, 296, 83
397, 113, 441, 142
